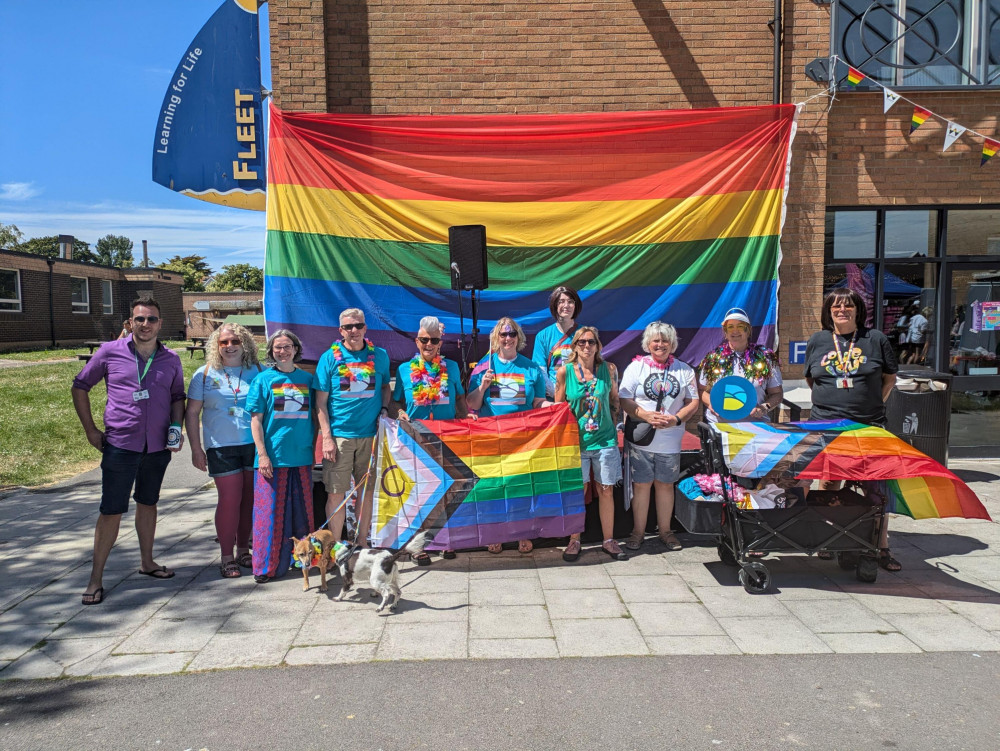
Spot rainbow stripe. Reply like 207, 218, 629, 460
846, 66, 865, 87
910, 106, 932, 134
264, 105, 797, 365
982, 138, 999, 166
372, 404, 585, 549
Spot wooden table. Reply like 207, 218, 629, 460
83, 341, 103, 354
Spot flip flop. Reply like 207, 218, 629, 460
81, 587, 104, 606
138, 566, 175, 579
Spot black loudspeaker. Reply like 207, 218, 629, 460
449, 224, 488, 291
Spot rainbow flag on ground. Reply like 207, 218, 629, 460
710, 420, 990, 520
264, 104, 796, 366
371, 403, 585, 549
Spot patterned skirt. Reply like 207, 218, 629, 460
252, 466, 315, 578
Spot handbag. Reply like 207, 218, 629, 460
624, 371, 668, 447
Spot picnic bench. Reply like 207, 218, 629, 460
83, 341, 103, 354
186, 343, 206, 358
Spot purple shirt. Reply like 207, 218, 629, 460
73, 336, 186, 453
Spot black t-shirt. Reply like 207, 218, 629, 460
804, 328, 898, 425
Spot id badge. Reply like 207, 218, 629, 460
133, 389, 150, 401
228, 406, 244, 418
836, 377, 854, 389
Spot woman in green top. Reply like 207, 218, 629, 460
555, 326, 625, 562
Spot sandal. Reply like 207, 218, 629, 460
659, 533, 682, 551
625, 532, 644, 551
487, 543, 503, 554
413, 553, 432, 566
442, 550, 457, 560
562, 539, 581, 562
878, 551, 902, 572
254, 574, 271, 584
236, 552, 253, 569
518, 540, 533, 554
602, 539, 628, 561
220, 560, 242, 579
81, 587, 104, 606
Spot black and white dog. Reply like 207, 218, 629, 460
334, 532, 433, 612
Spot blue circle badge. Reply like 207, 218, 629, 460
709, 376, 758, 421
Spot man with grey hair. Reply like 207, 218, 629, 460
315, 308, 391, 545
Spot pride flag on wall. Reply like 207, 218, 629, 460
372, 404, 585, 549
264, 104, 796, 366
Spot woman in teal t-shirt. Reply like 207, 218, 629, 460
555, 326, 626, 563
531, 285, 583, 399
247, 329, 316, 583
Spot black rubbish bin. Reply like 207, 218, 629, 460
885, 370, 952, 466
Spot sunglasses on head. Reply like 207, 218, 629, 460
132, 316, 159, 324
576, 338, 597, 347
219, 338, 242, 346
417, 336, 441, 345
340, 322, 365, 331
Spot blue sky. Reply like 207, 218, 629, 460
0, 1, 270, 271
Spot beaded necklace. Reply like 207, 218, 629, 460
409, 353, 448, 406
330, 338, 376, 382
575, 363, 600, 432
699, 343, 778, 387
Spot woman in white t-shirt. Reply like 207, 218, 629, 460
697, 308, 783, 423
619, 322, 699, 551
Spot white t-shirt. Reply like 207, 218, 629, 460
697, 357, 783, 424
907, 314, 928, 344
619, 358, 697, 454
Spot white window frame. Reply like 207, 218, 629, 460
71, 276, 90, 314
0, 268, 22, 312
101, 279, 113, 315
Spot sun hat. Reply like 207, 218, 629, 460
722, 308, 751, 327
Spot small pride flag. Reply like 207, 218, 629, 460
910, 106, 932, 134
982, 138, 999, 166
846, 66, 865, 87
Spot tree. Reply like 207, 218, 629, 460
158, 254, 213, 292
94, 234, 135, 268
206, 263, 264, 292
18, 235, 96, 263
0, 223, 23, 249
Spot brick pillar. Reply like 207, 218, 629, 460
268, 0, 329, 111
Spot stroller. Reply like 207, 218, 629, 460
689, 422, 888, 594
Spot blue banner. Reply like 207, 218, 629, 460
152, 0, 265, 211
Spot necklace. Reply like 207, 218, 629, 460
633, 354, 675, 370
698, 342, 778, 386
575, 363, 600, 432
331, 339, 376, 381
222, 366, 243, 406
409, 354, 448, 406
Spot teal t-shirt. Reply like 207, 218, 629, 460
187, 365, 263, 448
245, 367, 315, 468
469, 353, 546, 416
314, 341, 391, 438
392, 357, 465, 420
565, 360, 617, 451
531, 322, 577, 396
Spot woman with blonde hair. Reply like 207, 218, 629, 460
185, 323, 263, 578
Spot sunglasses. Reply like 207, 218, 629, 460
132, 316, 159, 324
498, 331, 517, 339
219, 339, 242, 346
576, 339, 597, 347
417, 336, 442, 345
340, 323, 366, 331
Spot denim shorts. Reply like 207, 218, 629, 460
100, 444, 172, 516
206, 443, 256, 478
628, 445, 681, 484
580, 446, 622, 486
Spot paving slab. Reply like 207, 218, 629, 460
90, 651, 194, 677
883, 613, 1000, 652
537, 564, 615, 590
645, 635, 742, 655
115, 616, 225, 654
627, 602, 725, 637
284, 643, 378, 665
220, 596, 316, 632
693, 586, 796, 618
469, 577, 544, 606
941, 597, 1000, 630
817, 632, 923, 654
388, 591, 469, 622
717, 617, 834, 654
294, 609, 386, 645
543, 588, 627, 619
782, 599, 894, 634
0, 650, 64, 680
468, 638, 560, 659
611, 573, 697, 603
188, 628, 298, 670
469, 605, 553, 639
375, 621, 468, 660
551, 618, 649, 657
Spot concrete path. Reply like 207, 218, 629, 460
2, 461, 1000, 680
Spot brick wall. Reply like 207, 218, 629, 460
182, 291, 264, 339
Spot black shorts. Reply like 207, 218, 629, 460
100, 444, 172, 516
206, 443, 256, 477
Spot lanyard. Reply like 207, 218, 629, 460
831, 331, 857, 376
135, 347, 156, 387
223, 367, 243, 405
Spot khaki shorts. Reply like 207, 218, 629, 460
322, 436, 375, 495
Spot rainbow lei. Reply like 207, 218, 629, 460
330, 339, 376, 381
698, 343, 779, 387
576, 364, 600, 432
409, 354, 448, 406
633, 354, 675, 370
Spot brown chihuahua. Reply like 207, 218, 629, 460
291, 529, 339, 592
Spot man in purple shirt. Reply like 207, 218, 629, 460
72, 296, 186, 605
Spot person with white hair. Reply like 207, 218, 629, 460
619, 321, 699, 551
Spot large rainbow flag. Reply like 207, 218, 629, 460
371, 403, 585, 549
710, 420, 991, 520
264, 104, 796, 365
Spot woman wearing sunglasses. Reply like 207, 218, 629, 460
390, 316, 467, 565
185, 324, 264, 578
468, 317, 550, 554
555, 326, 626, 562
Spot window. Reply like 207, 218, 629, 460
0, 269, 21, 312
835, 0, 1000, 88
71, 277, 90, 314
101, 279, 113, 315
826, 210, 877, 259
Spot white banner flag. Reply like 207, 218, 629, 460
883, 88, 900, 113
944, 121, 967, 151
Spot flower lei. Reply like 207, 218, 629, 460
633, 354, 675, 370
409, 354, 448, 406
330, 339, 376, 382
698, 343, 779, 387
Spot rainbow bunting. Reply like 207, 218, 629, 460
371, 403, 585, 549
846, 66, 865, 87
910, 106, 932, 134
711, 420, 990, 520
264, 104, 796, 365
982, 138, 999, 166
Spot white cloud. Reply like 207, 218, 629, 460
0, 182, 42, 201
